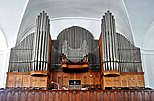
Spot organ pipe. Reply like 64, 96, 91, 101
8, 11, 51, 72
8, 10, 142, 73
32, 11, 51, 71
8, 33, 34, 72
51, 26, 100, 69
100, 11, 142, 72
101, 11, 118, 71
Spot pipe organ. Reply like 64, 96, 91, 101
6, 11, 144, 90
7, 11, 52, 89
99, 11, 144, 89
100, 11, 142, 72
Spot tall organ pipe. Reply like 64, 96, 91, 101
32, 11, 51, 71
101, 11, 118, 71
8, 11, 51, 72
100, 11, 142, 72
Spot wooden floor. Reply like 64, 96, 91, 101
0, 88, 154, 101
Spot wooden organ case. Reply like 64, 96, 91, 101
6, 11, 144, 90
51, 26, 101, 90
99, 11, 144, 89
6, 11, 52, 89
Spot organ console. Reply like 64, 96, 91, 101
6, 10, 144, 90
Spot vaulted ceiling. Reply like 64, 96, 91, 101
0, 0, 154, 50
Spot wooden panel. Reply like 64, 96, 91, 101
62, 64, 88, 70
81, 73, 87, 85
31, 76, 39, 87
94, 72, 100, 84
103, 73, 145, 89
104, 77, 112, 87
6, 74, 14, 87
113, 76, 120, 87
83, 76, 87, 84
63, 76, 68, 87
121, 75, 128, 87
136, 75, 145, 87
6, 72, 49, 88
15, 75, 23, 87
6, 72, 31, 88
99, 33, 103, 64
99, 33, 104, 76
31, 76, 48, 88
100, 78, 104, 90
30, 71, 48, 76
22, 75, 30, 87
128, 75, 136, 87
70, 73, 74, 80
51, 71, 100, 89
64, 73, 69, 84
6, 71, 144, 89
87, 73, 94, 85
100, 64, 104, 76
74, 73, 80, 80
51, 72, 57, 83
39, 77, 47, 87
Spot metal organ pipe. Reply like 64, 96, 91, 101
101, 11, 118, 71
32, 11, 51, 71
101, 11, 142, 73
8, 11, 51, 72
8, 33, 34, 72
8, 10, 142, 74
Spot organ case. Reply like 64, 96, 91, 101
6, 10, 145, 90
99, 11, 144, 89
6, 11, 51, 89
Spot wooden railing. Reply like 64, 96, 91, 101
0, 89, 154, 101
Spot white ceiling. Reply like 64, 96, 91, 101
17, 0, 134, 44
0, 0, 154, 49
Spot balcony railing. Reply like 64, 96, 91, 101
0, 89, 154, 101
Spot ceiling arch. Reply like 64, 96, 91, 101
0, 0, 154, 48
16, 0, 134, 44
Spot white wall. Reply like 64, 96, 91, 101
50, 17, 101, 39
0, 29, 10, 88
141, 22, 154, 88
0, 50, 10, 88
